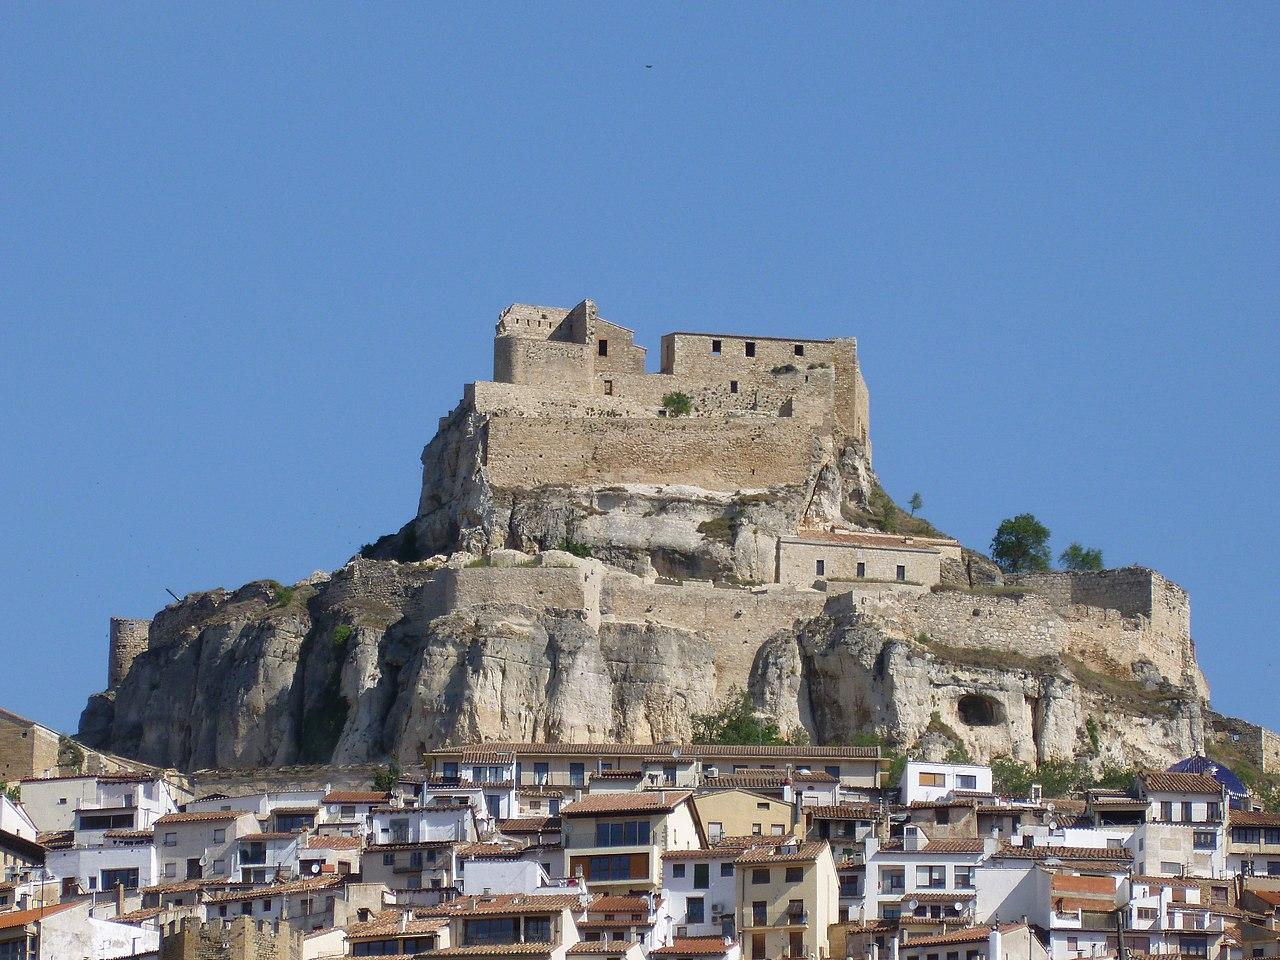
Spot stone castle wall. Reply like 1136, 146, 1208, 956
601, 574, 827, 692
1209, 712, 1280, 773
484, 414, 818, 491
1011, 568, 1202, 696
837, 580, 1204, 699
160, 917, 301, 960
109, 617, 151, 688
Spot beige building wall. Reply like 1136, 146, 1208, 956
0, 709, 62, 784
778, 538, 942, 587
562, 801, 701, 891
735, 844, 839, 960
694, 790, 798, 841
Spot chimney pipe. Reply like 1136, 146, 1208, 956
116, 881, 125, 916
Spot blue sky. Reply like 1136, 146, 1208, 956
1, 5, 1277, 735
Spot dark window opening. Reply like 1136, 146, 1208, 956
598, 339, 608, 357
957, 694, 999, 727
745, 341, 756, 357
896, 564, 906, 581
856, 562, 866, 578
730, 381, 738, 394
795, 344, 805, 356
816, 559, 825, 577
603, 380, 613, 396
711, 339, 722, 354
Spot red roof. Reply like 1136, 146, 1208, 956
561, 791, 693, 817
1140, 771, 1222, 794
652, 937, 736, 956
0, 900, 79, 931
323, 791, 390, 804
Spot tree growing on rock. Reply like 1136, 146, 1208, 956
1059, 542, 1104, 571
990, 514, 1051, 573
692, 688, 790, 745
909, 492, 923, 516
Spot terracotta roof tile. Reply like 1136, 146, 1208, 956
1140, 771, 1222, 794
0, 901, 79, 931
205, 875, 342, 904
900, 922, 1026, 948
589, 894, 654, 913
498, 816, 561, 833
735, 840, 826, 865
880, 838, 986, 854
429, 741, 879, 759
307, 835, 363, 850
427, 947, 553, 958
561, 790, 692, 817
1130, 875, 1204, 889
994, 843, 1131, 862
432, 893, 583, 917
568, 942, 642, 955
1230, 810, 1280, 828
652, 937, 736, 956
322, 791, 390, 804
784, 529, 959, 551
702, 771, 836, 789
346, 908, 448, 939
155, 810, 243, 825
806, 804, 879, 820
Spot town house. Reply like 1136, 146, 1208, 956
561, 791, 704, 893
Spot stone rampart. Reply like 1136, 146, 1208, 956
1209, 712, 1280, 773
851, 590, 1067, 661
600, 574, 827, 691
838, 585, 1205, 698
484, 414, 818, 491
109, 617, 151, 688
1010, 568, 1202, 696
445, 564, 602, 628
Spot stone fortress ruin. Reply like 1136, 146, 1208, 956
82, 298, 1259, 774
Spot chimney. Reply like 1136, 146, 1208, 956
400, 910, 408, 932
988, 924, 1003, 960
116, 881, 125, 916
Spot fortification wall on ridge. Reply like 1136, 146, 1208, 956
600, 575, 828, 692
484, 415, 817, 491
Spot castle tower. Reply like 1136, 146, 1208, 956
108, 617, 150, 688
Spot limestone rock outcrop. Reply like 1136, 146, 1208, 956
78, 300, 1215, 772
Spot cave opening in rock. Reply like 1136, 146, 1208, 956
957, 694, 1000, 727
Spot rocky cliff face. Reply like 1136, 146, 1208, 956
80, 386, 1209, 772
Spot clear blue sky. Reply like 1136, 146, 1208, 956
2, 6, 1277, 735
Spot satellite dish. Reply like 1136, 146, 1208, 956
907, 899, 920, 911
310, 863, 321, 874
1048, 820, 1059, 831
1046, 802, 1055, 813
953, 902, 965, 913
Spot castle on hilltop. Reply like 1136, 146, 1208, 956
452, 299, 870, 495
490, 298, 869, 447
